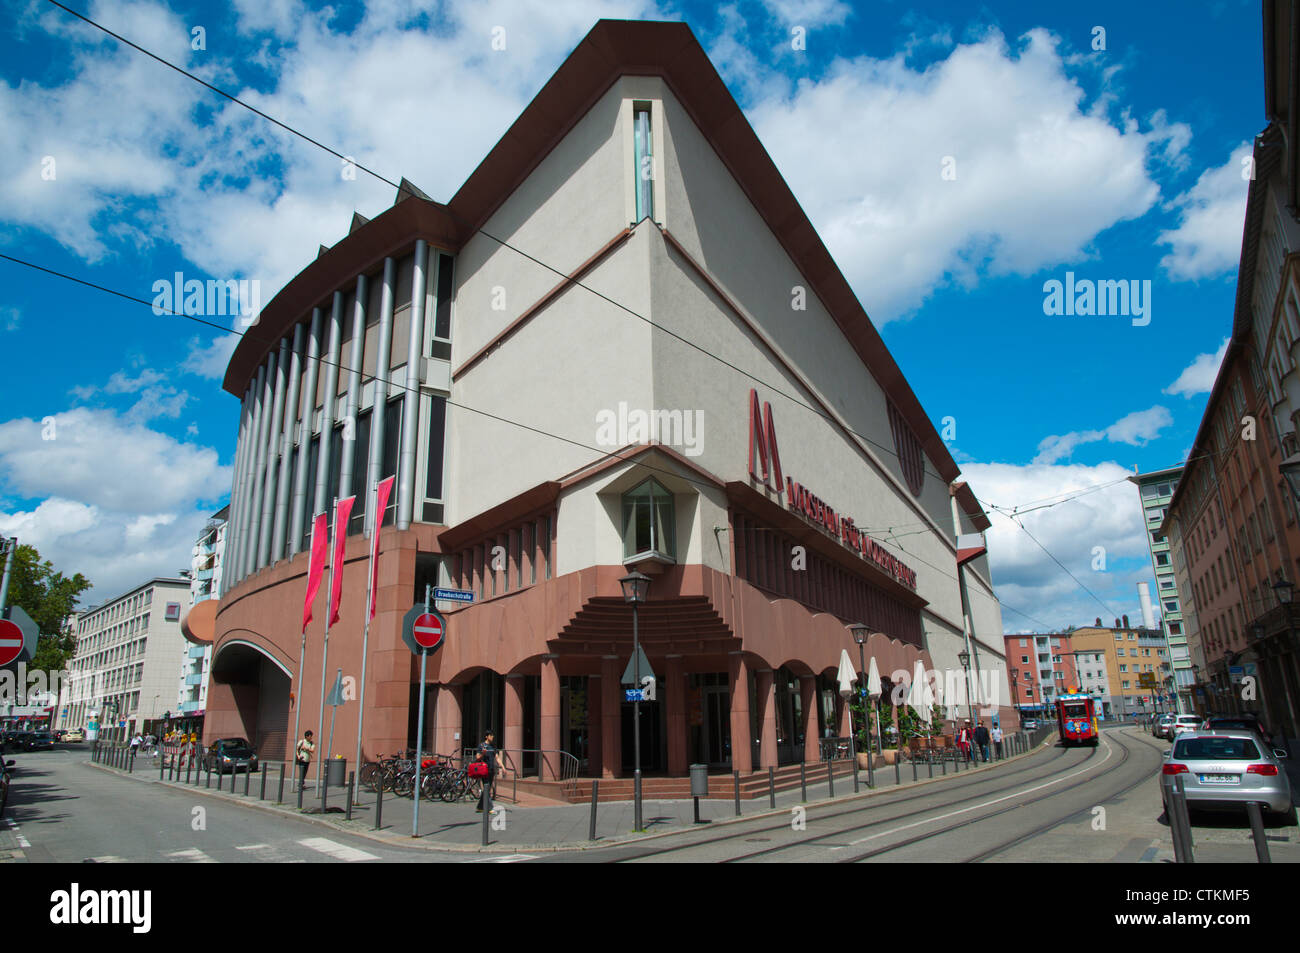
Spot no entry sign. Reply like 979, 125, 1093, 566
0, 619, 22, 666
413, 613, 444, 650
401, 604, 446, 656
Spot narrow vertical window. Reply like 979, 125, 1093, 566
634, 104, 653, 222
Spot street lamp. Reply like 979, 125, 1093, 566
619, 570, 651, 834
958, 650, 972, 723
849, 623, 869, 753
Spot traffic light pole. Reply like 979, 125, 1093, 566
0, 537, 17, 616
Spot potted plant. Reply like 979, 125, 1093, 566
850, 694, 877, 768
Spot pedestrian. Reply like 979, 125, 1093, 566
957, 721, 971, 761
130, 733, 141, 756
475, 730, 503, 815
295, 730, 315, 793
991, 722, 1004, 759
974, 721, 991, 762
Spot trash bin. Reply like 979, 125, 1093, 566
326, 757, 347, 787
690, 763, 709, 798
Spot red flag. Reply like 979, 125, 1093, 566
368, 476, 396, 621
329, 496, 356, 625
302, 513, 328, 633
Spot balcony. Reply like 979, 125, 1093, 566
188, 645, 207, 659
185, 673, 203, 686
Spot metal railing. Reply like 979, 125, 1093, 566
466, 747, 582, 799
819, 736, 855, 761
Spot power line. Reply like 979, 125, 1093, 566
41, 0, 961, 490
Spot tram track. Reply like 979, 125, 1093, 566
607, 737, 1077, 863
962, 727, 1168, 863
834, 727, 1165, 863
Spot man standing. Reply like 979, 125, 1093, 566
991, 722, 1004, 759
974, 721, 991, 762
295, 730, 315, 793
475, 730, 504, 815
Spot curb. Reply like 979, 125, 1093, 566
82, 735, 1056, 854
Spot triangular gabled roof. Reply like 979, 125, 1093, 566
224, 19, 986, 528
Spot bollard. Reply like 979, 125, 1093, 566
912, 755, 918, 782
277, 763, 285, 804
800, 762, 807, 801
1170, 776, 1196, 863
321, 771, 328, 813
231, 765, 238, 794
374, 776, 383, 830
928, 744, 934, 779
894, 753, 901, 786
866, 750, 874, 789
186, 756, 192, 785
481, 785, 490, 846
129, 750, 135, 774
160, 754, 166, 781
244, 766, 251, 797
827, 760, 834, 798
589, 780, 599, 840
297, 771, 305, 810
734, 771, 741, 816
852, 755, 859, 794
346, 771, 355, 821
206, 763, 211, 789
768, 766, 776, 809
260, 763, 267, 801
1246, 802, 1272, 863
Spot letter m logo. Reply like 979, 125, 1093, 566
748, 389, 784, 495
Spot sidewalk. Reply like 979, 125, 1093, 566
88, 740, 1045, 853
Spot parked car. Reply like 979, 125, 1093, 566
26, 731, 56, 752
1022, 718, 1039, 731
1200, 714, 1274, 746
61, 729, 84, 743
1161, 730, 1293, 820
204, 738, 258, 775
1170, 715, 1202, 739
1155, 714, 1177, 739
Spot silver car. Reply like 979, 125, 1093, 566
1161, 730, 1294, 819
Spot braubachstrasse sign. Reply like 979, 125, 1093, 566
747, 389, 918, 590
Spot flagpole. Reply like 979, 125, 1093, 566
291, 516, 313, 768
353, 478, 377, 799
316, 497, 337, 790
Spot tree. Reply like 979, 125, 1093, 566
4, 544, 91, 675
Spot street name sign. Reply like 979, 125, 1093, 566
433, 588, 474, 604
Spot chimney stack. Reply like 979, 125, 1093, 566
1137, 583, 1156, 629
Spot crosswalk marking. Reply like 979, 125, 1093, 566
88, 855, 127, 863
234, 843, 304, 862
165, 847, 217, 863
296, 837, 379, 862
235, 844, 270, 850
469, 853, 538, 863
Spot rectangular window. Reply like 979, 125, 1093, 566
431, 253, 454, 361
422, 394, 448, 526
633, 103, 653, 222
380, 399, 402, 529
348, 411, 372, 535
541, 516, 552, 580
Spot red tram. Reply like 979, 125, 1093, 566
1055, 692, 1099, 746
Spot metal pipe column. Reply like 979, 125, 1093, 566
337, 275, 367, 504
313, 293, 344, 516
224, 389, 253, 586
366, 258, 396, 535
240, 364, 270, 580
272, 324, 304, 561
257, 339, 289, 567
289, 308, 323, 556
397, 241, 428, 530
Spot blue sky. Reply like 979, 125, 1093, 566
0, 0, 1261, 629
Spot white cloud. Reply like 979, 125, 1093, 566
0, 408, 229, 512
1033, 406, 1173, 465
1158, 142, 1252, 281
745, 28, 1185, 322
758, 0, 850, 29
1164, 337, 1229, 397
181, 334, 239, 381
2, 0, 666, 296
963, 460, 1155, 632
0, 307, 18, 332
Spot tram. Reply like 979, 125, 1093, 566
1055, 691, 1099, 746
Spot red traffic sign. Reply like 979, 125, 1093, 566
0, 619, 23, 666
413, 613, 444, 650
401, 605, 446, 656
